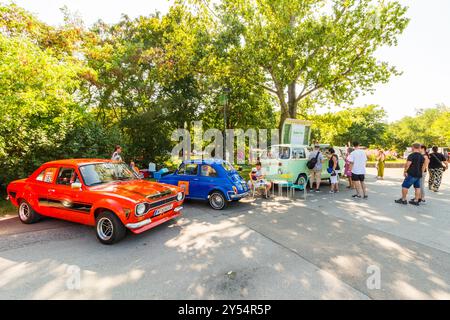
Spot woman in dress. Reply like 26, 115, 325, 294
376, 149, 386, 180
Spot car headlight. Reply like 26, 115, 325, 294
136, 203, 147, 216
177, 191, 184, 201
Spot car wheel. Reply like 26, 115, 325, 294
95, 211, 127, 245
18, 200, 41, 224
209, 191, 227, 210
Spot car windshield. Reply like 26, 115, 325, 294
79, 162, 136, 186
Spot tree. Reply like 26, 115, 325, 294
388, 105, 450, 151
193, 0, 409, 129
309, 105, 388, 147
0, 33, 83, 184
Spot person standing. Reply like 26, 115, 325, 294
308, 144, 324, 192
376, 149, 386, 180
344, 147, 354, 189
111, 145, 123, 162
428, 145, 448, 192
348, 141, 368, 199
328, 148, 340, 193
395, 143, 425, 206
415, 145, 430, 203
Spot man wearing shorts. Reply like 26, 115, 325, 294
348, 141, 368, 199
395, 143, 425, 206
308, 144, 324, 192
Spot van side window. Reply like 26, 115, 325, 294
292, 148, 306, 159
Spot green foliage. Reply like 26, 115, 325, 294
309, 105, 388, 147
0, 33, 80, 184
388, 105, 450, 151
194, 0, 409, 128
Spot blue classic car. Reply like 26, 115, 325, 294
158, 159, 250, 210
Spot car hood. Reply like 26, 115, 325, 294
89, 179, 178, 202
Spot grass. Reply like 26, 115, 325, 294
0, 199, 16, 218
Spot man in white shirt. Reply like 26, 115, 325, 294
348, 141, 368, 199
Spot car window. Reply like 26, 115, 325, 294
292, 148, 306, 159
221, 161, 235, 172
178, 163, 199, 176
56, 167, 80, 186
201, 165, 217, 177
36, 167, 58, 183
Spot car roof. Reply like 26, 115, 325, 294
270, 144, 308, 148
44, 159, 113, 166
183, 159, 226, 165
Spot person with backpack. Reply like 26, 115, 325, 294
328, 148, 341, 194
428, 145, 448, 192
307, 144, 323, 192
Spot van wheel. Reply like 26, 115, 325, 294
18, 200, 41, 224
95, 211, 126, 245
209, 191, 227, 210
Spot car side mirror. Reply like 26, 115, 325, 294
71, 182, 82, 190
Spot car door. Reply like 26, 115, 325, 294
46, 166, 92, 224
175, 163, 200, 199
32, 166, 59, 216
197, 164, 220, 198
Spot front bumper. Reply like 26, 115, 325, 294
126, 206, 183, 233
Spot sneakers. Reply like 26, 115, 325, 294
315, 189, 320, 193
352, 194, 361, 199
408, 199, 420, 206
363, 195, 368, 199
395, 198, 407, 205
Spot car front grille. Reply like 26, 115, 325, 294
146, 195, 178, 210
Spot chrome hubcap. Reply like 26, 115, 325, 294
19, 203, 30, 221
97, 217, 114, 241
211, 194, 224, 208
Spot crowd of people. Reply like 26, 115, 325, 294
395, 144, 448, 205
111, 142, 448, 206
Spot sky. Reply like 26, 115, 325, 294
5, 0, 450, 122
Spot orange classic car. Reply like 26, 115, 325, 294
6, 159, 184, 244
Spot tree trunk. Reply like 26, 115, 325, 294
278, 82, 298, 134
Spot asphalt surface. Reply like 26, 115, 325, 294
0, 168, 449, 299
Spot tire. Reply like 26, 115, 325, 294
95, 211, 127, 245
18, 200, 41, 224
209, 191, 227, 210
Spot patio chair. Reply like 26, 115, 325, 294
289, 174, 308, 200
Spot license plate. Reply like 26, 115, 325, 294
154, 204, 173, 216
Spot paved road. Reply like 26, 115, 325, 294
0, 168, 449, 299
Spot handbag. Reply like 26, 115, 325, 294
431, 153, 446, 171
